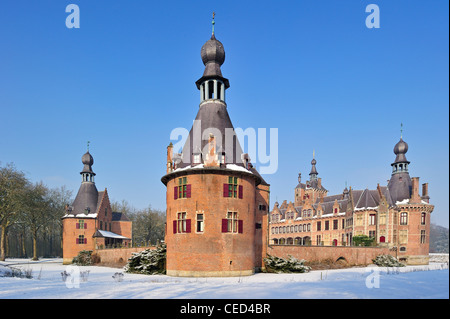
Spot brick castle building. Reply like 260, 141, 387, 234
161, 20, 434, 275
269, 137, 434, 265
161, 25, 270, 277
59, 19, 434, 270
62, 149, 132, 264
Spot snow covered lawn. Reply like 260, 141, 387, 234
0, 258, 448, 299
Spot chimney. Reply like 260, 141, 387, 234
205, 134, 219, 167
377, 183, 382, 197
318, 178, 322, 188
410, 177, 420, 203
421, 183, 430, 203
166, 142, 173, 173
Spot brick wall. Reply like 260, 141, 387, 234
267, 245, 393, 265
93, 246, 156, 267
165, 171, 257, 276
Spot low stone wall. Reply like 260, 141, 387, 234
429, 253, 449, 263
267, 245, 393, 266
93, 246, 155, 268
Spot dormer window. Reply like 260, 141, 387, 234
193, 153, 201, 164
219, 152, 225, 164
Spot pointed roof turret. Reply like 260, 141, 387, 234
309, 150, 318, 181
71, 147, 99, 216
387, 127, 412, 204
173, 16, 245, 170
196, 13, 230, 89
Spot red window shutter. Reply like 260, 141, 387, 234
223, 184, 229, 197
222, 219, 228, 232
173, 220, 177, 234
238, 185, 243, 199
174, 186, 178, 200
76, 223, 80, 229
186, 219, 191, 233
84, 223, 87, 230
238, 220, 243, 233
186, 184, 191, 198
84, 238, 87, 244
76, 238, 79, 244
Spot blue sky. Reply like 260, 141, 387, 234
0, 1, 448, 226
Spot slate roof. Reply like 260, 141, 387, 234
112, 212, 131, 222
71, 182, 99, 216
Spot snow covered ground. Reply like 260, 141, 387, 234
0, 258, 448, 299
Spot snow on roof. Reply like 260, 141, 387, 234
96, 230, 129, 239
396, 199, 410, 205
63, 213, 98, 218
395, 198, 432, 206
171, 163, 252, 174
354, 207, 378, 212
225, 164, 252, 173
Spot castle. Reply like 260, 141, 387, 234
160, 20, 434, 276
62, 149, 132, 264
270, 140, 434, 265
161, 27, 270, 277
61, 19, 434, 271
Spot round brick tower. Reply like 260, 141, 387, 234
161, 20, 268, 277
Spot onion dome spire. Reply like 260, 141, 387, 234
392, 124, 410, 169
309, 150, 318, 181
196, 13, 230, 90
81, 141, 96, 183
387, 125, 412, 203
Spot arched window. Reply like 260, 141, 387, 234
421, 212, 426, 225
400, 212, 408, 225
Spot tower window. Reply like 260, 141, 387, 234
400, 212, 408, 225
173, 212, 191, 233
223, 176, 243, 199
174, 177, 191, 199
178, 212, 186, 233
420, 230, 426, 244
76, 235, 86, 244
369, 214, 376, 225
222, 212, 243, 233
197, 214, 204, 232
77, 220, 85, 229
421, 212, 426, 225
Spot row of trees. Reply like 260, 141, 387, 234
0, 163, 72, 261
0, 163, 166, 261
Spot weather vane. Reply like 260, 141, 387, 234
212, 12, 215, 34
87, 141, 90, 152
400, 123, 403, 138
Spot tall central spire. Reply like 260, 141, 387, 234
388, 130, 412, 203
174, 17, 243, 169
309, 150, 318, 181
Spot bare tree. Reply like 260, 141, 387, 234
21, 182, 49, 261
0, 163, 28, 261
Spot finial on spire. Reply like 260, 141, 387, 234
87, 141, 90, 152
212, 11, 215, 34
400, 123, 403, 138
313, 149, 315, 159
